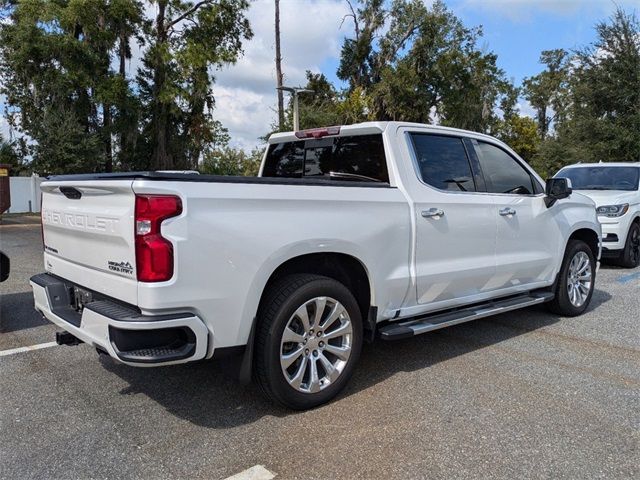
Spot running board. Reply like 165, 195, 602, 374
379, 292, 555, 341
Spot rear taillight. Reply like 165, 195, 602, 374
134, 195, 182, 282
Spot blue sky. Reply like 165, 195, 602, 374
1, 0, 638, 150
447, 0, 631, 84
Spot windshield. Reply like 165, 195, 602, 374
556, 166, 639, 191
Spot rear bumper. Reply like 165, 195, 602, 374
30, 273, 208, 367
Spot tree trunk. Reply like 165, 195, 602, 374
275, 0, 284, 130
117, 29, 127, 169
119, 29, 127, 76
538, 106, 548, 140
187, 66, 208, 170
104, 102, 113, 172
97, 12, 112, 172
151, 1, 171, 170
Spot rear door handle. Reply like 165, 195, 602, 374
422, 208, 445, 218
499, 207, 516, 216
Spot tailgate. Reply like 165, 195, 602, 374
41, 180, 138, 303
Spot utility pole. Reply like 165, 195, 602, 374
276, 87, 313, 131
275, 0, 284, 130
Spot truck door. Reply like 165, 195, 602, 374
471, 139, 559, 289
408, 133, 498, 308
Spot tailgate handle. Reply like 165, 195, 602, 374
60, 187, 82, 200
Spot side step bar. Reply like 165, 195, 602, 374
379, 292, 555, 341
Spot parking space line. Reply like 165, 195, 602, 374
617, 271, 640, 284
224, 465, 276, 480
0, 341, 58, 357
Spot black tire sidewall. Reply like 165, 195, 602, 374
621, 222, 640, 268
554, 240, 596, 316
260, 277, 363, 409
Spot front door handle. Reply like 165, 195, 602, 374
499, 207, 516, 216
422, 208, 445, 218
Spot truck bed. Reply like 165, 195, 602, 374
47, 172, 392, 188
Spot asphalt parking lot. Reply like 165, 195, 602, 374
1, 215, 639, 479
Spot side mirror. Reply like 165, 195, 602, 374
545, 177, 572, 207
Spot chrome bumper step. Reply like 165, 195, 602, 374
379, 291, 555, 341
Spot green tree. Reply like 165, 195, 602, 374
533, 8, 640, 175
264, 71, 357, 138
492, 84, 541, 163
0, 133, 26, 174
0, 0, 144, 174
337, 0, 514, 132
522, 49, 569, 140
200, 146, 262, 176
0, 0, 251, 174
138, 0, 252, 171
495, 115, 540, 163
567, 9, 640, 163
282, 72, 344, 131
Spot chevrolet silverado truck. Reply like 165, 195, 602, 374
555, 163, 640, 268
31, 122, 601, 409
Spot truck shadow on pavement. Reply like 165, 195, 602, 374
102, 287, 612, 428
0, 291, 50, 333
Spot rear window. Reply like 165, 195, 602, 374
262, 134, 389, 183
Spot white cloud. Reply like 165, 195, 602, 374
0, 115, 10, 141
213, 0, 350, 149
0, 95, 16, 142
214, 85, 275, 149
517, 99, 536, 119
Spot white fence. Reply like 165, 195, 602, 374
7, 176, 43, 213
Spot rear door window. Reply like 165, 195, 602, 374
262, 134, 388, 183
409, 133, 476, 192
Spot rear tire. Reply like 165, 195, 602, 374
254, 274, 363, 410
615, 221, 640, 268
547, 240, 596, 317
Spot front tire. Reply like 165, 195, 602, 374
547, 240, 596, 316
254, 274, 363, 410
615, 221, 640, 268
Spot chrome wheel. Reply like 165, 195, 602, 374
280, 296, 352, 394
567, 251, 592, 307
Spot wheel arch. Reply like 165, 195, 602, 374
568, 227, 600, 261
257, 252, 373, 325
239, 251, 373, 385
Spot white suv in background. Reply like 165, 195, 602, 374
556, 163, 640, 268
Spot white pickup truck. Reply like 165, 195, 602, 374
31, 122, 601, 409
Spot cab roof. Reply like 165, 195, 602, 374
268, 121, 503, 144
